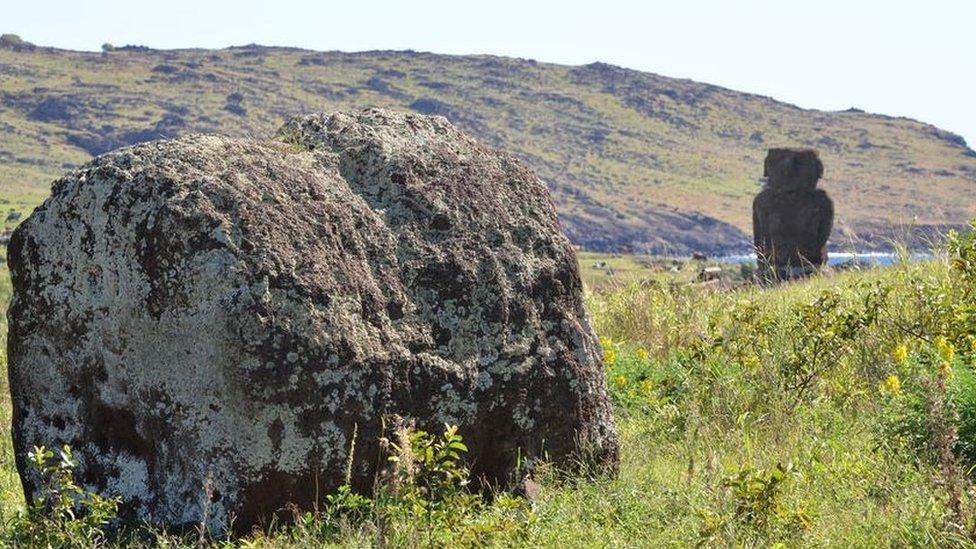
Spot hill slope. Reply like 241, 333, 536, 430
1, 40, 975, 253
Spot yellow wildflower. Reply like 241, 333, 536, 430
640, 379, 654, 395
741, 354, 760, 370
935, 336, 955, 364
891, 344, 908, 365
601, 337, 616, 364
614, 374, 628, 388
635, 348, 649, 362
881, 374, 901, 395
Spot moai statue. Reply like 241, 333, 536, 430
752, 148, 833, 282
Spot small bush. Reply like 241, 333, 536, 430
2, 445, 119, 547
280, 424, 534, 547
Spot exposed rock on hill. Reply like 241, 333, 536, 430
7, 109, 618, 534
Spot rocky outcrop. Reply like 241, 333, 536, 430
0, 34, 36, 52
753, 148, 834, 281
7, 108, 618, 535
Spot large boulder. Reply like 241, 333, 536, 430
7, 109, 618, 534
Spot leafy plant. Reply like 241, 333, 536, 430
726, 463, 810, 532
697, 463, 811, 545
776, 283, 885, 397
324, 483, 371, 521
3, 445, 119, 547
385, 424, 480, 545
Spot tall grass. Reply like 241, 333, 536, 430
0, 267, 21, 527
3, 228, 976, 545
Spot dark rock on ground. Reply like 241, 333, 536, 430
151, 64, 180, 74
7, 108, 618, 535
224, 92, 247, 117
753, 148, 834, 281
66, 114, 186, 156
28, 97, 78, 123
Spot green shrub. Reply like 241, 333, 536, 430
2, 445, 119, 547
277, 424, 534, 547
381, 424, 481, 546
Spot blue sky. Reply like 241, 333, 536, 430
7, 0, 975, 146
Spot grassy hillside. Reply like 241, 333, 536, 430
1, 39, 975, 253
5, 229, 976, 545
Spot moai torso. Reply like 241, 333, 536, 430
753, 148, 834, 281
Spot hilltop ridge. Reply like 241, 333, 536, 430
1, 39, 974, 253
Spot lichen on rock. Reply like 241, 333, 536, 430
7, 108, 618, 534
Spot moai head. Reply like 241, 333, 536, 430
763, 148, 823, 192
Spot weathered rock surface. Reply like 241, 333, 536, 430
753, 148, 834, 281
7, 108, 618, 534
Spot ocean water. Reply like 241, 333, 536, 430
715, 252, 934, 267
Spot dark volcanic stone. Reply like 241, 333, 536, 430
7, 108, 618, 535
28, 97, 77, 123
409, 97, 452, 117
753, 148, 833, 281
763, 148, 822, 192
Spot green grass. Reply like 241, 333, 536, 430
0, 266, 19, 523
577, 251, 754, 291
5, 238, 976, 545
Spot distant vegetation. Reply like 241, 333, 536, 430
1, 42, 975, 253
5, 224, 976, 545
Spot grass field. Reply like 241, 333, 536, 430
4, 236, 976, 545
577, 251, 756, 291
